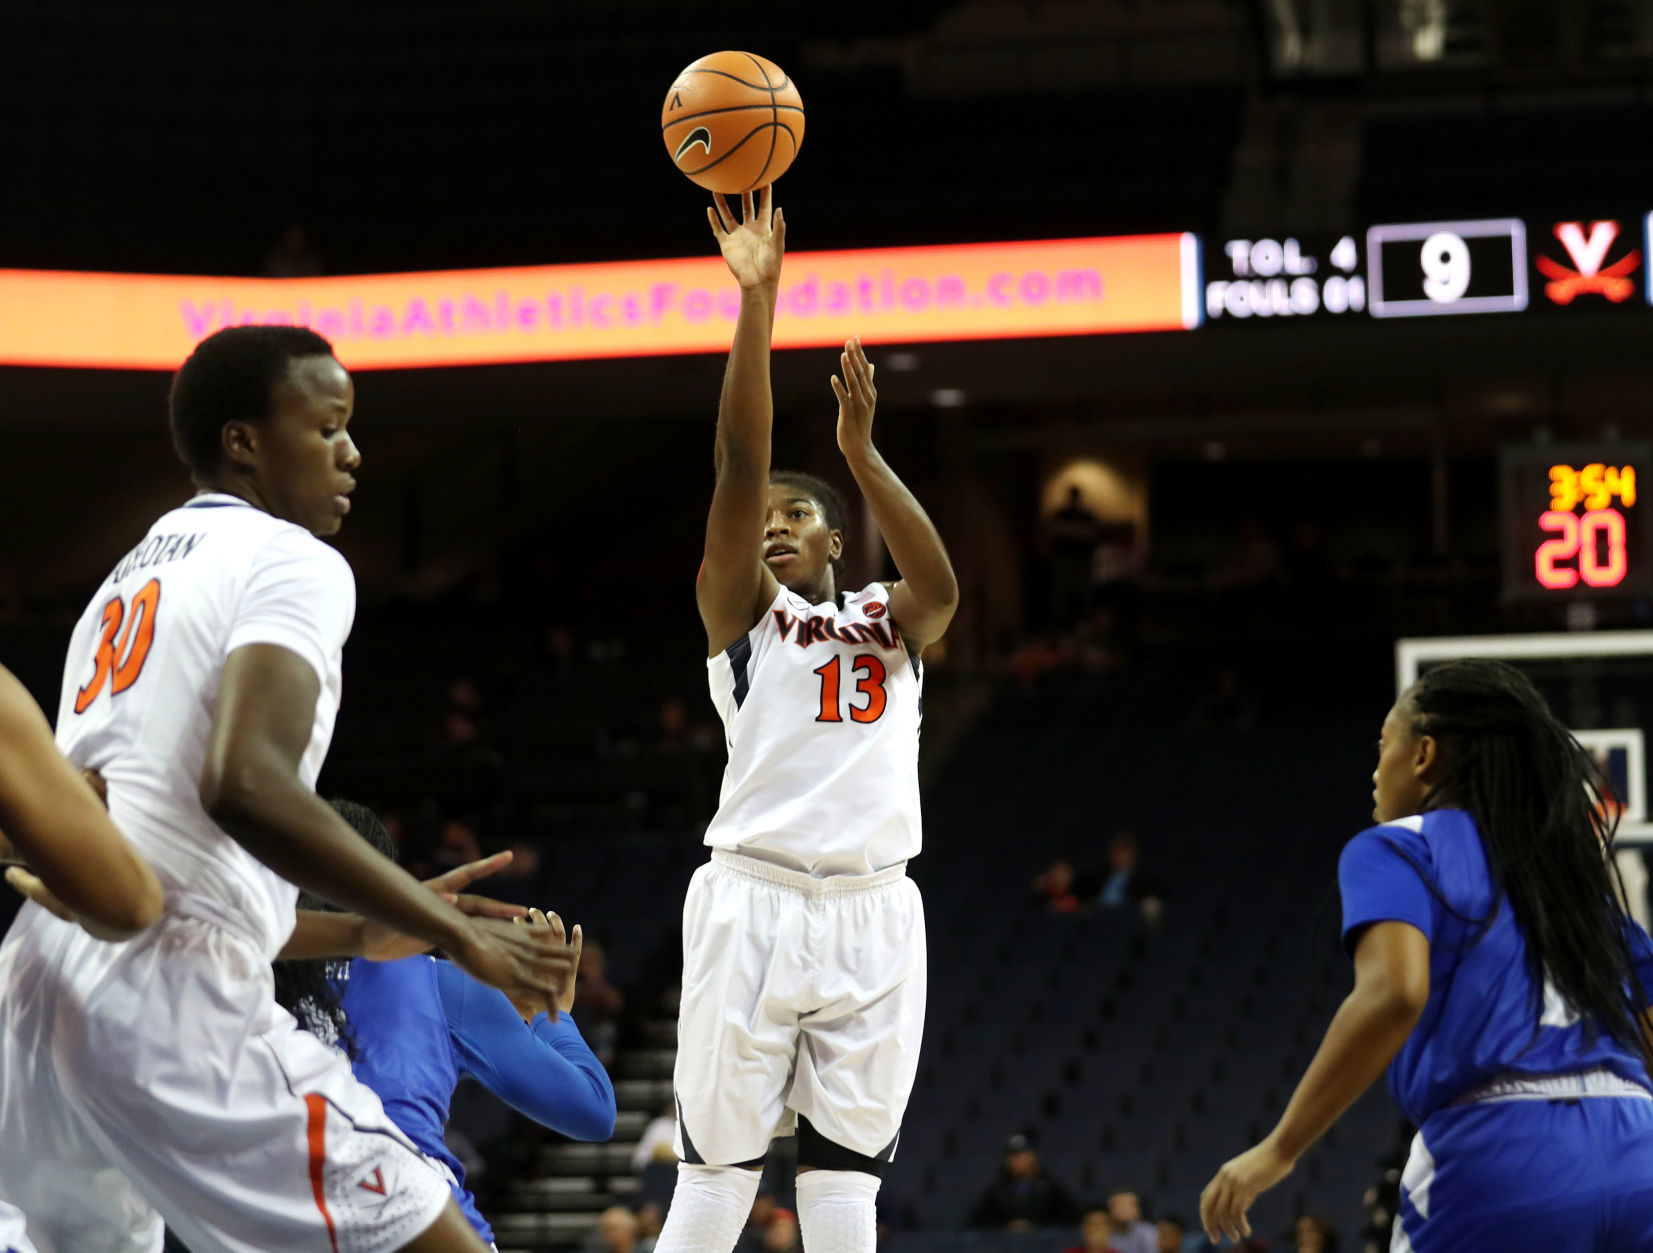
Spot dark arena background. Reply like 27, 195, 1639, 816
4, 2, 1653, 1251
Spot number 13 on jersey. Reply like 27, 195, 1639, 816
814, 653, 888, 724
74, 579, 161, 713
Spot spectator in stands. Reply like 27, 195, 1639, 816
1106, 1189, 1157, 1253
637, 1202, 664, 1250
431, 816, 483, 873
967, 1130, 1080, 1230
1062, 1206, 1123, 1252
1048, 485, 1102, 631
1097, 834, 1168, 920
763, 1208, 800, 1252
586, 1205, 646, 1253
1157, 1214, 1212, 1253
1031, 857, 1098, 913
735, 1189, 779, 1252
1293, 1214, 1337, 1252
634, 1101, 679, 1212
489, 836, 547, 907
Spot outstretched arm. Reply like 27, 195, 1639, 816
697, 186, 785, 655
0, 665, 162, 939
834, 338, 959, 652
1200, 920, 1428, 1242
436, 956, 617, 1142
203, 645, 572, 1011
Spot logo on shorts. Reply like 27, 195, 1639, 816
357, 1166, 387, 1196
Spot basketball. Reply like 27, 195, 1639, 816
660, 51, 804, 195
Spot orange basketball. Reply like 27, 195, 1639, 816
660, 52, 804, 195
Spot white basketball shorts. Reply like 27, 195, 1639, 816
672, 851, 927, 1167
1, 1199, 37, 1253
0, 903, 452, 1253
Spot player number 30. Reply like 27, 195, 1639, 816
73, 579, 161, 714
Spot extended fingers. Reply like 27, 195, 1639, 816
427, 851, 513, 893
712, 195, 737, 234
452, 893, 527, 920
740, 189, 755, 225
759, 183, 773, 226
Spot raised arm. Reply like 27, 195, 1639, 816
201, 644, 572, 1010
696, 186, 786, 655
0, 665, 162, 940
834, 338, 960, 653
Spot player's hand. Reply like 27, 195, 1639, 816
449, 913, 577, 1020
709, 185, 784, 292
506, 909, 583, 1020
360, 852, 529, 963
832, 336, 877, 457
1199, 1138, 1296, 1243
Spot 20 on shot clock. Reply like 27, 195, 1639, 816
1368, 218, 1528, 317
1500, 442, 1653, 600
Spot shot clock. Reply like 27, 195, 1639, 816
1501, 443, 1653, 600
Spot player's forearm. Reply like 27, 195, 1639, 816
278, 910, 367, 960
0, 672, 164, 936
1265, 985, 1419, 1161
842, 443, 959, 611
205, 764, 468, 952
713, 286, 776, 477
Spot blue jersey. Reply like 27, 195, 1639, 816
341, 956, 616, 1242
1338, 807, 1653, 1126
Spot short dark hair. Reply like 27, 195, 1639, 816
168, 325, 335, 475
330, 798, 399, 862
770, 469, 850, 584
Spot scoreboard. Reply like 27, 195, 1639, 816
1204, 214, 1647, 323
1501, 443, 1653, 601
1367, 219, 1526, 317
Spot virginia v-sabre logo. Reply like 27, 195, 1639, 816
675, 127, 712, 161
1537, 220, 1641, 305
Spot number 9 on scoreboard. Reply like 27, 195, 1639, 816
1368, 218, 1528, 318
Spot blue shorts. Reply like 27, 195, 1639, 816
1395, 1096, 1653, 1251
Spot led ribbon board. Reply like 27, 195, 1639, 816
0, 234, 1201, 371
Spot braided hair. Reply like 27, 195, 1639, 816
271, 799, 399, 1058
1405, 658, 1653, 1071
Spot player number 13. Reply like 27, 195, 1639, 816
74, 579, 161, 714
813, 654, 888, 724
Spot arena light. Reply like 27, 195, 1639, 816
0, 234, 1199, 372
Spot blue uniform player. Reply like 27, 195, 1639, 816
1201, 659, 1653, 1251
274, 801, 616, 1248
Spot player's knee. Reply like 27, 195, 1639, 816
796, 1117, 888, 1177
674, 1161, 765, 1201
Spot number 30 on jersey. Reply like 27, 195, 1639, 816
74, 579, 161, 713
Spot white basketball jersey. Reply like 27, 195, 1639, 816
704, 583, 922, 876
55, 493, 355, 959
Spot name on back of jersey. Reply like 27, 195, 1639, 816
106, 531, 207, 585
